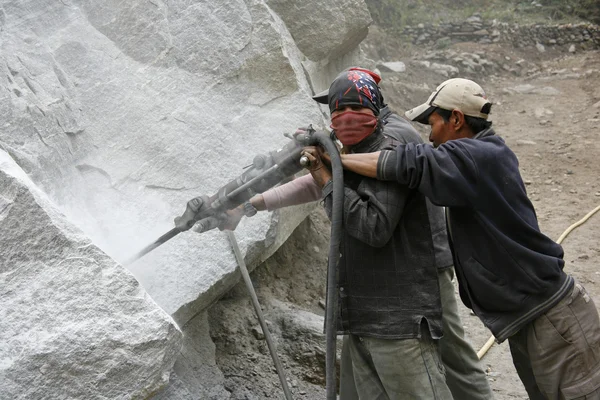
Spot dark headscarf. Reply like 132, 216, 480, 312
328, 69, 383, 116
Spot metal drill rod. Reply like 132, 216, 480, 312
226, 231, 294, 400
122, 227, 181, 266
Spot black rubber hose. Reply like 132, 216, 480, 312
314, 131, 344, 400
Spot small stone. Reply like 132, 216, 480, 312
536, 43, 546, 53
378, 61, 406, 73
517, 139, 537, 145
569, 44, 576, 53
539, 120, 549, 126
595, 192, 600, 197
318, 299, 326, 309
524, 180, 532, 185
251, 326, 265, 340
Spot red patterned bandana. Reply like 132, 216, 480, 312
328, 70, 382, 116
330, 111, 378, 146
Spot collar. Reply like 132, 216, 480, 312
350, 125, 384, 153
472, 127, 496, 140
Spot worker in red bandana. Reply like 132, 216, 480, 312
298, 69, 453, 399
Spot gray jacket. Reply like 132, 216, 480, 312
380, 106, 453, 269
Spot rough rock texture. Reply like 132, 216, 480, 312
0, 149, 182, 399
0, 0, 369, 326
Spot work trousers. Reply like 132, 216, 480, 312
508, 281, 600, 400
347, 328, 452, 400
339, 267, 492, 400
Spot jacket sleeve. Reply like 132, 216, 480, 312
322, 175, 409, 248
377, 140, 480, 207
322, 136, 409, 248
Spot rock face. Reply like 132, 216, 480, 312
0, 0, 370, 325
0, 150, 182, 399
0, 0, 372, 396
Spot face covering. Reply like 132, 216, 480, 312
330, 111, 377, 146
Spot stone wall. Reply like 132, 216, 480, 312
401, 15, 599, 50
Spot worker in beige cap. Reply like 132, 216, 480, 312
319, 77, 600, 400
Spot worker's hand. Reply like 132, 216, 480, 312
174, 195, 209, 231
218, 206, 245, 231
294, 127, 311, 136
301, 146, 332, 188
317, 145, 332, 167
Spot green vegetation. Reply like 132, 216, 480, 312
364, 0, 600, 31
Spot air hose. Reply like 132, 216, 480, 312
312, 131, 344, 400
477, 203, 600, 360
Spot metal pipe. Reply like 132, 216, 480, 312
226, 230, 294, 400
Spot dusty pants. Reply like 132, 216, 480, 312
347, 328, 452, 400
438, 267, 493, 399
339, 267, 492, 400
508, 281, 600, 400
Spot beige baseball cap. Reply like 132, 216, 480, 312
405, 78, 492, 124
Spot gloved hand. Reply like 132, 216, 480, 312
174, 195, 210, 231
218, 205, 245, 231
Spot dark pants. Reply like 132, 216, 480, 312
508, 282, 600, 400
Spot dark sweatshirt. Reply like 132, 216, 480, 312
376, 128, 573, 342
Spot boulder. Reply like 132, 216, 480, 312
0, 0, 371, 395
0, 0, 330, 329
265, 0, 372, 61
0, 150, 182, 399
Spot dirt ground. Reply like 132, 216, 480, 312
208, 42, 600, 399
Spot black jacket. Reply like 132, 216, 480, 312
321, 111, 443, 339
377, 128, 573, 341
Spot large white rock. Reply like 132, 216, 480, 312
0, 0, 372, 394
0, 150, 182, 399
0, 0, 329, 326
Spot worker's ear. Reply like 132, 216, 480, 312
451, 109, 466, 131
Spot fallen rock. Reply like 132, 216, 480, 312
378, 61, 407, 73
536, 42, 546, 53
0, 149, 182, 399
